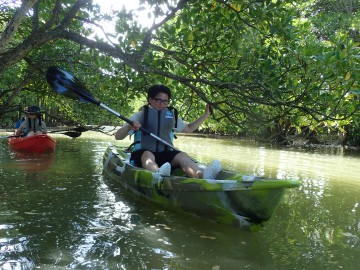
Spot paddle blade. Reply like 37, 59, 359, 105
46, 66, 100, 105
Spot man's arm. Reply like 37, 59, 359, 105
15, 122, 25, 136
41, 121, 47, 134
115, 111, 142, 140
180, 104, 212, 133
115, 124, 133, 140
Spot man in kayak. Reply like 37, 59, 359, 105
115, 85, 221, 179
15, 105, 47, 137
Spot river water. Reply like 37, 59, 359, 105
0, 132, 359, 269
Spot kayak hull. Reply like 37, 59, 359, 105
8, 134, 56, 153
103, 146, 300, 226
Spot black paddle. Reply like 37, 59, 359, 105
48, 126, 88, 138
45, 66, 180, 151
48, 130, 83, 138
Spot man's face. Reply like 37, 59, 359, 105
149, 92, 170, 110
27, 114, 38, 119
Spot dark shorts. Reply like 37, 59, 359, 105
130, 149, 181, 167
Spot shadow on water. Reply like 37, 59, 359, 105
0, 132, 359, 269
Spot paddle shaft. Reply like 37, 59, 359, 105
46, 66, 180, 152
100, 103, 180, 151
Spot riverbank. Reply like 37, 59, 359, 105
176, 132, 360, 152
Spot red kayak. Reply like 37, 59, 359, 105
8, 134, 56, 153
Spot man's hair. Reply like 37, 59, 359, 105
147, 85, 171, 99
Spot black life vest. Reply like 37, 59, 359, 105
22, 117, 42, 135
132, 105, 178, 152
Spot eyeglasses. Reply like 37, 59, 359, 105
152, 97, 170, 105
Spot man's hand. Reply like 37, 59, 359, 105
131, 121, 141, 131
205, 103, 213, 116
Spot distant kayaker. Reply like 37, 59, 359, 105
115, 84, 221, 179
15, 105, 47, 137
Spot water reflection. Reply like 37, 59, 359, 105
68, 180, 136, 268
10, 152, 55, 172
181, 137, 360, 186
0, 212, 34, 270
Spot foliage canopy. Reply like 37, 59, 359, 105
0, 0, 359, 145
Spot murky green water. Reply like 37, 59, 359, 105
0, 132, 359, 269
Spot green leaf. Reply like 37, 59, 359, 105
350, 90, 360, 95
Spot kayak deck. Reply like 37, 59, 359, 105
103, 145, 300, 227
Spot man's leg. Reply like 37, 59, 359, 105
171, 152, 202, 178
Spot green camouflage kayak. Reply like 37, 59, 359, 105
103, 145, 300, 227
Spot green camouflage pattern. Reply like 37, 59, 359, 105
103, 146, 300, 227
